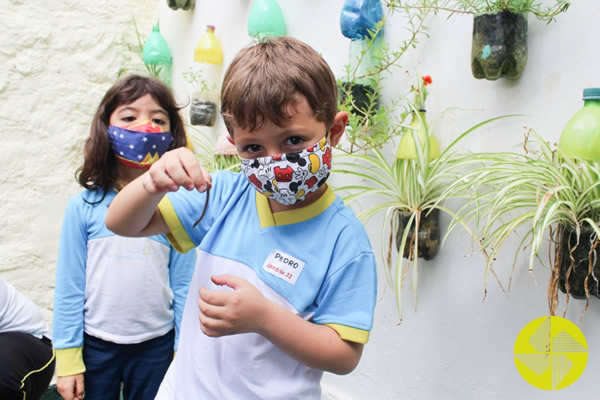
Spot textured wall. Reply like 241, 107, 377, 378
0, 0, 159, 325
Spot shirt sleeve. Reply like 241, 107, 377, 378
53, 195, 88, 375
168, 245, 196, 351
158, 171, 232, 253
312, 251, 377, 344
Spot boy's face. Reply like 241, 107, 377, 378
231, 97, 347, 159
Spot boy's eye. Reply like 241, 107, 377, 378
245, 144, 262, 153
287, 137, 304, 146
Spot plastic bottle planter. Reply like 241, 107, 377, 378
471, 11, 528, 80
395, 209, 441, 261
191, 26, 223, 127
338, 81, 379, 116
189, 100, 217, 126
167, 0, 195, 10
559, 224, 600, 299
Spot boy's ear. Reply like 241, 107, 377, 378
327, 111, 348, 147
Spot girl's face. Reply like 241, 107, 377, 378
109, 93, 170, 131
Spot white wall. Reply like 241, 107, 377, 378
1, 0, 597, 398
0, 0, 159, 348
159, 1, 600, 398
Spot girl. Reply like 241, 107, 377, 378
53, 75, 196, 400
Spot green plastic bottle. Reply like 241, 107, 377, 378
248, 0, 286, 39
559, 88, 600, 161
142, 24, 172, 87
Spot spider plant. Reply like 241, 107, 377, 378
333, 107, 509, 321
445, 128, 600, 322
388, 0, 570, 23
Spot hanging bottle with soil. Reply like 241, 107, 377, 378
339, 40, 381, 116
559, 224, 600, 299
190, 25, 223, 127
471, 10, 528, 80
395, 110, 441, 261
396, 209, 441, 261
338, 0, 383, 116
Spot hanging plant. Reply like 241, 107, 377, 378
167, 0, 195, 11
388, 0, 570, 80
188, 25, 223, 127
334, 94, 508, 321
445, 128, 600, 323
337, 5, 434, 153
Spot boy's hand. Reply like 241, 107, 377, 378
198, 275, 270, 337
143, 147, 211, 194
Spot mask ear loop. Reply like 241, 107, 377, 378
193, 188, 210, 228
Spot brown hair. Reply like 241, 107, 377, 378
220, 36, 338, 135
77, 75, 187, 193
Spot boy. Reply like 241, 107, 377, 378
106, 36, 377, 399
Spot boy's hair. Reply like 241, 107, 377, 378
221, 36, 338, 135
77, 75, 187, 193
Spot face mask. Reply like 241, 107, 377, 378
107, 120, 174, 169
240, 136, 333, 205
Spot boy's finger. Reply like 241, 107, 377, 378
161, 152, 197, 190
199, 286, 231, 308
179, 149, 210, 191
211, 274, 243, 289
147, 167, 179, 192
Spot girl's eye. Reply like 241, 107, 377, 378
152, 118, 167, 125
121, 116, 136, 122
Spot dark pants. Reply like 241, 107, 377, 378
0, 332, 56, 400
83, 329, 174, 400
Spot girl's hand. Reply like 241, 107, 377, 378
143, 147, 211, 194
57, 374, 84, 400
197, 275, 270, 337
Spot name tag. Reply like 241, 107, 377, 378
262, 249, 305, 285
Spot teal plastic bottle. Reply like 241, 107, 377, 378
248, 0, 286, 39
559, 88, 600, 161
142, 25, 172, 87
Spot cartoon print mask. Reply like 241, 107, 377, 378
240, 136, 333, 205
107, 120, 174, 169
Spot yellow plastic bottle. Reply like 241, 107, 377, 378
194, 25, 223, 65
191, 25, 223, 127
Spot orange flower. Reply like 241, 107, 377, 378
422, 75, 433, 86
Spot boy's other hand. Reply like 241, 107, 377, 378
144, 148, 211, 194
198, 275, 270, 337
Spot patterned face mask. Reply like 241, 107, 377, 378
240, 136, 333, 205
107, 120, 174, 169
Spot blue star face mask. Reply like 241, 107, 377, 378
107, 120, 174, 169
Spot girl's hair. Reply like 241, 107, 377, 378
220, 36, 338, 135
77, 75, 187, 192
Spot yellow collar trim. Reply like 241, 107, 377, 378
256, 186, 335, 228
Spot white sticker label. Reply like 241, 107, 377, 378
262, 249, 305, 285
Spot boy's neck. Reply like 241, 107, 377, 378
267, 184, 328, 213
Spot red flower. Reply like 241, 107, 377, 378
422, 75, 433, 86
